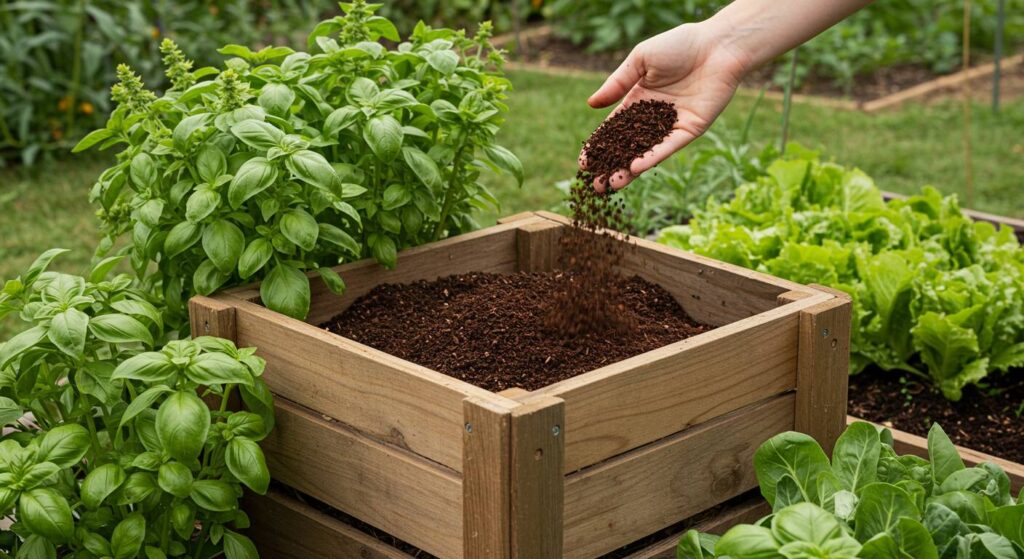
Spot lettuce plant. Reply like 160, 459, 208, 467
76, 1, 522, 330
678, 422, 1024, 558
0, 250, 274, 558
659, 146, 1024, 400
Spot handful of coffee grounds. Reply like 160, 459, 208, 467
548, 99, 677, 336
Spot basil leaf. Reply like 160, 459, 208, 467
47, 307, 89, 358
202, 219, 245, 274
81, 463, 126, 510
165, 221, 203, 258
189, 480, 237, 512
228, 157, 277, 209
37, 424, 90, 468
402, 147, 442, 190
260, 263, 310, 320
156, 391, 211, 463
18, 488, 74, 542
280, 209, 319, 251
185, 353, 253, 386
111, 514, 146, 559
112, 352, 176, 383
158, 462, 194, 498
286, 150, 337, 191
89, 313, 154, 346
318, 223, 360, 257
238, 238, 274, 279
363, 115, 402, 161
226, 437, 270, 494
231, 119, 283, 151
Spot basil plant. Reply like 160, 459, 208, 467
75, 0, 522, 331
0, 250, 274, 559
678, 422, 1024, 559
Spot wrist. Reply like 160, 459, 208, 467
697, 14, 758, 79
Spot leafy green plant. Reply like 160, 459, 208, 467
658, 145, 1024, 400
678, 421, 1024, 558
0, 250, 275, 558
76, 1, 522, 330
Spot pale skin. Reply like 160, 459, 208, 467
582, 0, 876, 192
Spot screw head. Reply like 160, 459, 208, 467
552, 425, 561, 437
821, 328, 830, 338
465, 422, 472, 433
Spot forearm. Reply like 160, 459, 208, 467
707, 0, 875, 72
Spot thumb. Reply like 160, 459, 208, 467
588, 50, 643, 108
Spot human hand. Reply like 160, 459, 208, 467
581, 22, 752, 192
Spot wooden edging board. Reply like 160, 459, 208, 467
849, 416, 1024, 493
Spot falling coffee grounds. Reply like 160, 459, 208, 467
323, 272, 711, 392
549, 99, 678, 335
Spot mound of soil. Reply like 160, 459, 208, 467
322, 272, 711, 392
849, 369, 1024, 464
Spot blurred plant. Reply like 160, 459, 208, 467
0, 250, 274, 558
544, 0, 722, 54
377, 0, 538, 37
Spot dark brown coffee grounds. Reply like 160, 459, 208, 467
579, 99, 678, 187
323, 272, 711, 392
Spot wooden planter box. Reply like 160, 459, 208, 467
189, 211, 852, 558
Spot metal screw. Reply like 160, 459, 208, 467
821, 328, 829, 338
465, 422, 472, 433
552, 425, 560, 437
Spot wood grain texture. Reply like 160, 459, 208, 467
261, 398, 463, 558
849, 416, 1024, 493
563, 394, 795, 559
515, 220, 563, 272
232, 299, 515, 471
623, 495, 771, 559
463, 398, 512, 559
497, 211, 541, 224
795, 295, 851, 456
511, 396, 565, 559
188, 296, 236, 340
532, 294, 829, 473
243, 489, 414, 559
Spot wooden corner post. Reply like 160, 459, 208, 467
188, 295, 238, 341
794, 287, 852, 456
515, 220, 563, 273
510, 396, 564, 558
463, 398, 513, 559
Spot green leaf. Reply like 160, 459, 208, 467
223, 531, 259, 559
19, 462, 60, 490
130, 153, 158, 188
18, 488, 73, 542
120, 385, 174, 429
89, 255, 126, 283
0, 396, 23, 426
203, 220, 245, 274
896, 517, 938, 559
348, 77, 379, 105
156, 391, 211, 463
754, 431, 830, 507
137, 199, 164, 227
158, 462, 194, 498
323, 106, 361, 137
185, 352, 253, 386
173, 114, 211, 152
14, 535, 55, 559
382, 183, 412, 211
197, 145, 227, 184
772, 502, 846, 546
928, 423, 965, 485
258, 83, 295, 116
853, 482, 919, 542
368, 233, 397, 269
47, 307, 89, 358
112, 352, 176, 383
426, 50, 459, 75
186, 189, 221, 223
831, 421, 880, 493
715, 524, 780, 558
189, 480, 237, 512
286, 150, 337, 191
990, 504, 1024, 547
363, 115, 402, 161
228, 157, 278, 209
165, 221, 203, 258
226, 437, 270, 493
280, 209, 319, 251
193, 259, 230, 296
73, 128, 114, 152
110, 514, 146, 559
318, 267, 346, 295
261, 263, 310, 320
402, 147, 442, 191
484, 145, 524, 187
676, 530, 718, 559
171, 503, 195, 540
89, 313, 154, 346
0, 325, 46, 368
318, 223, 360, 256
231, 119, 284, 151
81, 463, 126, 510
238, 238, 274, 279
37, 424, 90, 468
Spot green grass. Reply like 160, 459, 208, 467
2, 68, 1021, 292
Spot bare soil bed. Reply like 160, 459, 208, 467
323, 271, 711, 392
849, 368, 1024, 464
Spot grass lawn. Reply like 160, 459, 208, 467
1, 68, 1021, 289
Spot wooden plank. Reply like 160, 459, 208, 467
563, 394, 795, 559
463, 398, 512, 559
623, 495, 771, 559
863, 53, 1024, 112
849, 416, 1024, 493
221, 219, 537, 324
794, 294, 851, 456
515, 220, 563, 272
262, 398, 463, 558
243, 489, 414, 559
532, 294, 829, 473
232, 299, 516, 471
497, 211, 541, 224
188, 296, 236, 340
511, 396, 565, 558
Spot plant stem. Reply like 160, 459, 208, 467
432, 143, 467, 241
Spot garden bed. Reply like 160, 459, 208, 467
190, 211, 851, 558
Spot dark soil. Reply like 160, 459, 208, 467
323, 272, 710, 392
849, 368, 1024, 463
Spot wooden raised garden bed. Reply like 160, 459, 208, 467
189, 211, 852, 558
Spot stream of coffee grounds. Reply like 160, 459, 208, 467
548, 99, 678, 336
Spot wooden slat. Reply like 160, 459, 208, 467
795, 293, 851, 456
862, 53, 1024, 112
222, 219, 535, 324
510, 396, 565, 558
497, 211, 541, 224
623, 494, 771, 559
532, 294, 829, 473
515, 220, 563, 272
243, 489, 415, 559
563, 394, 795, 559
849, 416, 1024, 493
233, 299, 515, 471
463, 398, 512, 559
262, 398, 463, 558
188, 296, 236, 340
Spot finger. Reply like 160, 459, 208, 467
588, 51, 643, 109
592, 174, 608, 194
629, 129, 698, 176
578, 149, 587, 170
608, 169, 635, 191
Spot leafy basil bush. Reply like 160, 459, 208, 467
0, 250, 274, 558
658, 146, 1024, 400
76, 0, 523, 330
678, 422, 1024, 558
